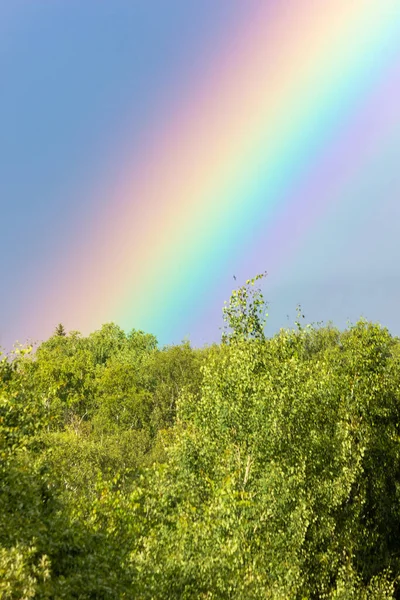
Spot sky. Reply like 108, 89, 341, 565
1, 1, 400, 350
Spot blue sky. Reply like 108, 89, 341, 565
1, 1, 400, 350
1, 1, 246, 348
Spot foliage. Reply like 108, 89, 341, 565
54, 323, 66, 337
221, 272, 268, 343
1, 282, 400, 597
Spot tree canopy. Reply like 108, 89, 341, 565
1, 278, 400, 598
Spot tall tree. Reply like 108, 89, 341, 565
55, 323, 66, 337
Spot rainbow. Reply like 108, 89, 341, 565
26, 1, 400, 346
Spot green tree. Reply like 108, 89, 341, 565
2, 283, 400, 598
54, 323, 66, 337
221, 272, 268, 343
126, 287, 399, 598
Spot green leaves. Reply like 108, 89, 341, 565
163, 317, 400, 597
222, 272, 268, 343
2, 287, 400, 597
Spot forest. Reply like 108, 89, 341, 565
1, 275, 400, 598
